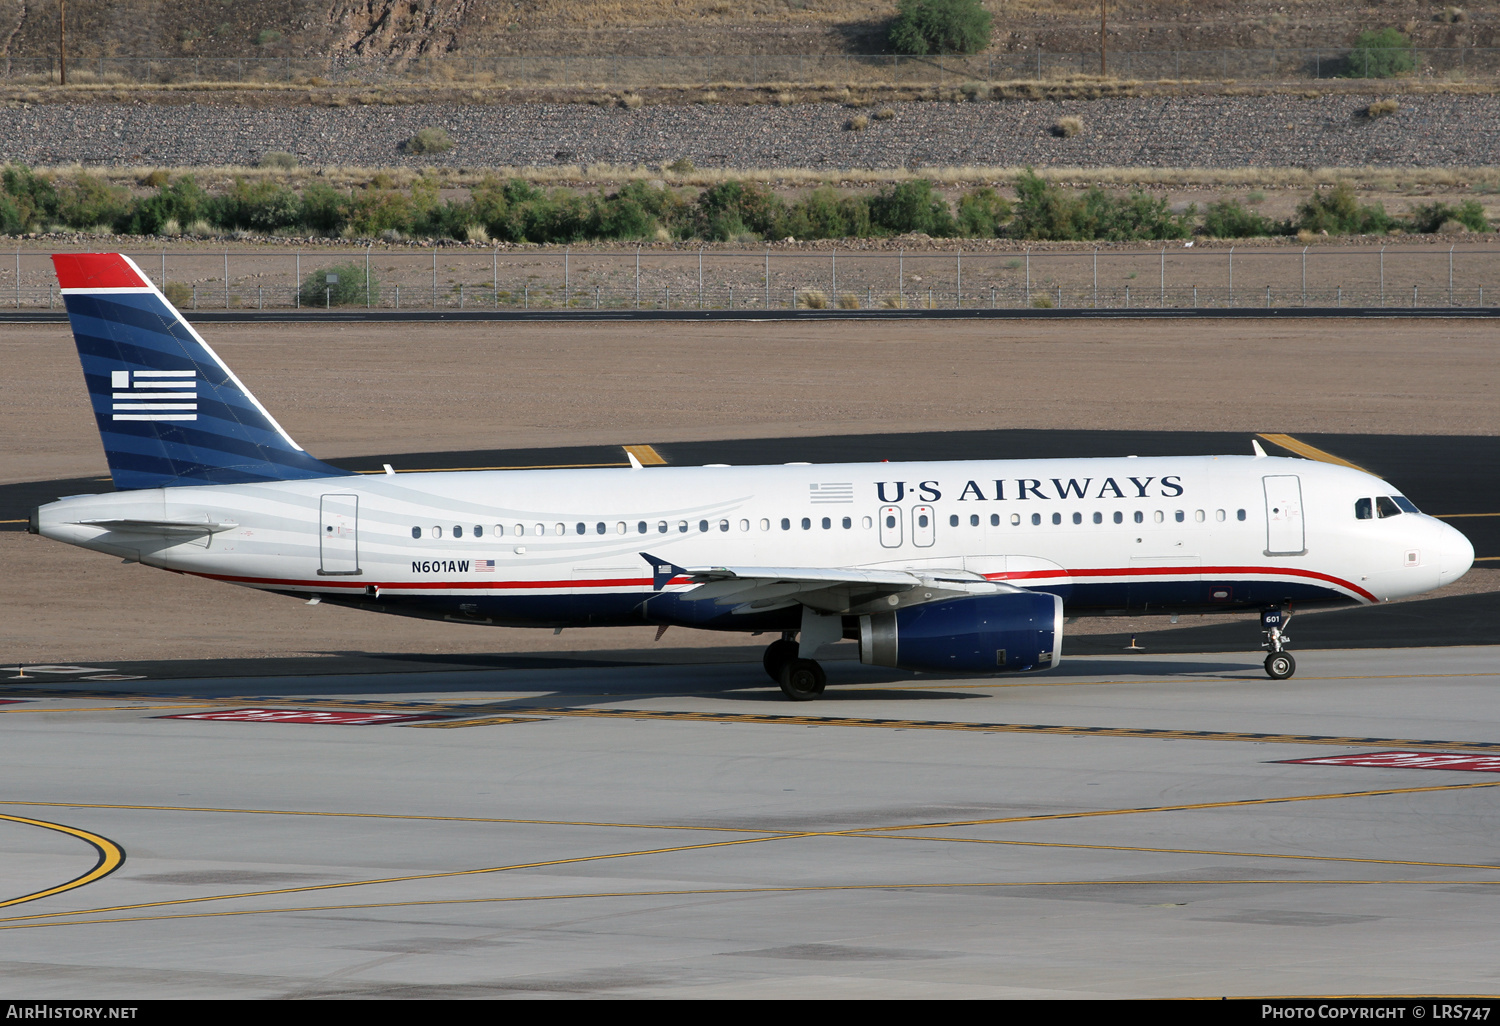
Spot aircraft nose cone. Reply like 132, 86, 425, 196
1438, 521, 1475, 584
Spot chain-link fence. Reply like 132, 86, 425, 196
6, 245, 1500, 312
5, 48, 1500, 88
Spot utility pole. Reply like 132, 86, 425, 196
1100, 0, 1107, 77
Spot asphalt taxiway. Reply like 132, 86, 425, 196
3, 646, 1500, 998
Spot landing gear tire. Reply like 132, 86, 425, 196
763, 638, 800, 683
778, 658, 826, 701
1265, 652, 1296, 680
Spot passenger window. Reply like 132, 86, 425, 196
699, 520, 709, 532
1175, 511, 1185, 523
474, 525, 483, 538
1051, 513, 1061, 525
453, 525, 463, 538
596, 522, 606, 535
822, 517, 831, 529
1194, 510, 1205, 523
1376, 496, 1402, 518
432, 525, 443, 538
842, 516, 852, 529
719, 519, 730, 532
740, 519, 751, 532
884, 514, 896, 528
660, 521, 670, 533
411, 526, 422, 539
1072, 512, 1082, 525
555, 524, 565, 535
1154, 511, 1164, 523
1093, 512, 1102, 524
494, 525, 504, 537
513, 524, 524, 536
862, 517, 872, 529
1113, 511, 1123, 524
576, 523, 586, 535
782, 518, 791, 530
1031, 513, 1041, 526
970, 514, 980, 527
918, 513, 930, 528
1215, 510, 1225, 522
638, 521, 648, 534
991, 514, 1000, 526
678, 521, 689, 533
1237, 509, 1247, 521
802, 517, 811, 530
761, 519, 770, 531
615, 522, 626, 534
1011, 514, 1021, 526
1134, 511, 1144, 524
949, 514, 960, 527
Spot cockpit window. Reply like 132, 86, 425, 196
1391, 496, 1420, 514
1355, 498, 1372, 520
1376, 496, 1402, 518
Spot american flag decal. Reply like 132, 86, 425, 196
111, 369, 197, 422
475, 559, 496, 572
809, 482, 854, 504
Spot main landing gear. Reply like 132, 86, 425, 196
1261, 606, 1296, 680
763, 633, 826, 701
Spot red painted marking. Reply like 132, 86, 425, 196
189, 564, 1368, 601
1283, 751, 1500, 772
52, 253, 148, 290
159, 708, 444, 725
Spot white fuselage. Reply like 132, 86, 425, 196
35, 454, 1474, 633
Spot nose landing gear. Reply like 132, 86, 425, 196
763, 632, 826, 701
1261, 606, 1296, 679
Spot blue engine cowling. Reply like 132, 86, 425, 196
858, 591, 1063, 674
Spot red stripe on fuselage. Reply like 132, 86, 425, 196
186, 564, 1374, 603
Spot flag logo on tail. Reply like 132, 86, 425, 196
111, 369, 197, 422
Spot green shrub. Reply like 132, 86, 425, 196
163, 282, 192, 308
779, 186, 873, 240
1408, 200, 1489, 233
955, 186, 1011, 237
1344, 28, 1416, 78
402, 127, 453, 155
869, 179, 956, 236
299, 262, 378, 307
1202, 198, 1285, 238
212, 177, 302, 232
1008, 170, 1191, 241
888, 0, 992, 55
1297, 182, 1395, 234
696, 180, 784, 240
298, 182, 347, 235
55, 174, 130, 231
258, 151, 298, 169
2, 164, 57, 231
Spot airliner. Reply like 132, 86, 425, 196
28, 253, 1475, 700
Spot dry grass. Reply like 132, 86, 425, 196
874, 106, 896, 120
845, 113, 869, 131
1364, 98, 1401, 118
797, 289, 829, 309
1052, 115, 1084, 138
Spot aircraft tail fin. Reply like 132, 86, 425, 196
53, 253, 346, 490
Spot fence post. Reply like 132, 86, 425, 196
366, 244, 371, 308
956, 246, 961, 307
1125, 284, 1130, 308
636, 246, 641, 309
1302, 245, 1307, 306
564, 246, 569, 306
1025, 248, 1030, 304
899, 248, 903, 303
224, 249, 229, 308
1093, 248, 1098, 308
699, 247, 704, 308
1159, 246, 1165, 306
295, 251, 300, 309
831, 245, 836, 298
1379, 245, 1385, 305
1266, 284, 1271, 308
1450, 243, 1455, 305
1228, 245, 1234, 307
433, 251, 438, 308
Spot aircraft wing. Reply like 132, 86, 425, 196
639, 552, 1023, 616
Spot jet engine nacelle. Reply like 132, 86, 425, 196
858, 591, 1063, 674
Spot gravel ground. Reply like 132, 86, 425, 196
1, 93, 1496, 170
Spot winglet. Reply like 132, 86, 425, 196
626, 450, 644, 471
1251, 439, 1268, 458
640, 552, 687, 590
